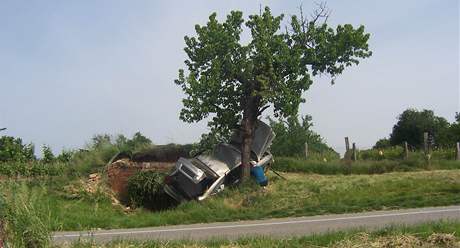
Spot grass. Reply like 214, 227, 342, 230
273, 157, 460, 174
1, 169, 459, 231
69, 220, 460, 247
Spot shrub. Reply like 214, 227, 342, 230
359, 146, 404, 160
126, 171, 174, 210
268, 115, 339, 158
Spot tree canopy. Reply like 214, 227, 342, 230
389, 109, 453, 149
175, 5, 372, 179
268, 115, 338, 158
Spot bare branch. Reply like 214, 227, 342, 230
310, 2, 331, 25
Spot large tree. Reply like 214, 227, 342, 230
175, 5, 372, 181
389, 109, 451, 148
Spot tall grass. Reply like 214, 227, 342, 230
359, 146, 456, 161
1, 182, 52, 248
273, 157, 460, 174
27, 170, 460, 231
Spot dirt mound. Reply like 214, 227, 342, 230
132, 144, 192, 162
107, 159, 174, 202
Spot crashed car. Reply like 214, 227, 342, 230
164, 120, 275, 202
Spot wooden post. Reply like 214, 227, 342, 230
404, 141, 409, 160
456, 142, 460, 161
423, 132, 432, 166
0, 220, 4, 248
352, 143, 357, 161
345, 137, 350, 152
423, 132, 429, 155
304, 142, 308, 159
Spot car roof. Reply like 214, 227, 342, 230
196, 143, 241, 177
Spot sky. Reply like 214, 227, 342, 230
0, 0, 459, 155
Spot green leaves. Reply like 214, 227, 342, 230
176, 5, 372, 143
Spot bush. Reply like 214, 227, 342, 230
268, 115, 339, 158
126, 171, 174, 210
359, 146, 404, 160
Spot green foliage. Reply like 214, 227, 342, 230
373, 138, 391, 149
56, 149, 74, 163
272, 156, 460, 174
389, 109, 451, 148
175, 5, 372, 145
114, 132, 152, 153
126, 171, 173, 210
0, 161, 66, 177
2, 182, 51, 248
360, 146, 405, 160
359, 146, 456, 161
41, 145, 55, 164
268, 115, 338, 159
0, 136, 35, 162
24, 170, 460, 231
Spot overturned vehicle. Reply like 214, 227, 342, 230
164, 121, 275, 202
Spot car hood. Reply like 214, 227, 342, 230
230, 120, 275, 161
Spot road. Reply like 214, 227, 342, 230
53, 205, 460, 245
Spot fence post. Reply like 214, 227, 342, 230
456, 142, 460, 161
352, 143, 357, 161
423, 132, 429, 155
0, 220, 4, 248
423, 132, 432, 166
345, 137, 350, 152
304, 142, 308, 159
404, 141, 409, 160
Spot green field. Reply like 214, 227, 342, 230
273, 157, 460, 174
2, 169, 459, 231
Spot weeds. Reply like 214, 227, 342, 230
273, 157, 460, 174
27, 170, 460, 231
1, 182, 51, 248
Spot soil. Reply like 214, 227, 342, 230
106, 159, 174, 202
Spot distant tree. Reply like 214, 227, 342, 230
447, 112, 460, 145
373, 138, 391, 149
42, 145, 55, 164
175, 5, 372, 180
91, 134, 112, 149
0, 136, 35, 162
57, 150, 74, 163
268, 115, 337, 157
115, 132, 152, 152
389, 109, 450, 148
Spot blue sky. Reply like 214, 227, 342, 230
0, 0, 458, 154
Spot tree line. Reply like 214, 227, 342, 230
374, 109, 460, 150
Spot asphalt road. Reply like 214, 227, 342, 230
53, 205, 460, 245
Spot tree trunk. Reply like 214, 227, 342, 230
240, 95, 259, 182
